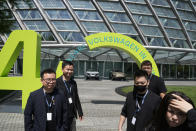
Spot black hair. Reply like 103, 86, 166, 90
62, 60, 73, 69
141, 60, 152, 68
40, 68, 56, 78
134, 69, 148, 80
154, 91, 195, 131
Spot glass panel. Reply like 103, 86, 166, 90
75, 11, 102, 20
16, 1, 35, 9
73, 61, 78, 77
188, 31, 196, 41
46, 10, 72, 20
171, 0, 191, 10
53, 21, 79, 31
24, 21, 49, 31
184, 65, 190, 79
78, 61, 85, 76
177, 64, 183, 78
166, 28, 185, 39
140, 26, 163, 36
183, 21, 196, 31
133, 15, 157, 25
159, 18, 180, 28
170, 64, 176, 78
104, 61, 113, 77
59, 32, 84, 42
147, 37, 168, 47
125, 0, 145, 3
178, 10, 196, 21
39, 0, 65, 8
112, 23, 137, 34
39, 32, 56, 41
17, 10, 42, 20
98, 61, 104, 77
149, 0, 169, 7
162, 64, 169, 78
133, 63, 139, 73
82, 22, 109, 32
124, 62, 133, 78
114, 62, 122, 72
170, 39, 190, 48
154, 7, 175, 18
105, 12, 130, 22
127, 3, 151, 14
98, 1, 124, 11
69, 0, 95, 9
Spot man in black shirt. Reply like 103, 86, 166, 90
56, 61, 83, 131
141, 60, 167, 98
24, 69, 68, 131
118, 70, 161, 131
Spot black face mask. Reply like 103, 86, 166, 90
134, 85, 147, 92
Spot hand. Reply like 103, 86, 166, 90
170, 94, 193, 113
79, 116, 83, 121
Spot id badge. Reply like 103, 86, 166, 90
131, 116, 136, 125
68, 97, 72, 104
47, 113, 52, 121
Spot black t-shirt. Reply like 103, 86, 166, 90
148, 74, 167, 96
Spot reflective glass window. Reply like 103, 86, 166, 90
147, 37, 168, 47
59, 32, 84, 42
18, 10, 42, 20
5, 22, 21, 37
82, 22, 109, 32
98, 1, 124, 11
166, 28, 185, 39
154, 7, 175, 18
52, 21, 79, 31
183, 21, 196, 31
133, 15, 157, 25
178, 10, 196, 21
140, 26, 163, 36
75, 11, 102, 20
170, 38, 189, 48
105, 12, 130, 22
16, 1, 35, 9
149, 0, 169, 7
125, 0, 145, 4
39, 0, 65, 8
46, 10, 72, 20
127, 4, 151, 14
171, 0, 191, 10
69, 0, 95, 9
39, 32, 56, 41
112, 24, 137, 35
24, 21, 49, 31
159, 18, 180, 28
188, 31, 196, 40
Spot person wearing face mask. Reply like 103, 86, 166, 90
118, 69, 161, 131
148, 91, 196, 131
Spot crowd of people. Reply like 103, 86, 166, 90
24, 60, 196, 131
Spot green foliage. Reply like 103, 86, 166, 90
121, 85, 196, 105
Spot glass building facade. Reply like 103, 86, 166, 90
1, 0, 196, 80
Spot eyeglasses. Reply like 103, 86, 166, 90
42, 78, 56, 83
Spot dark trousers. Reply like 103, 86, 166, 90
68, 117, 76, 131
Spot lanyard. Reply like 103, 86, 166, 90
63, 80, 72, 94
148, 74, 152, 81
43, 92, 54, 108
135, 90, 149, 114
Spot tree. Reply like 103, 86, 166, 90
0, 0, 31, 34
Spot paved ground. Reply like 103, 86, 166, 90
0, 80, 196, 131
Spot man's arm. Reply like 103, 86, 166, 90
24, 94, 34, 131
74, 83, 83, 118
118, 115, 126, 131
